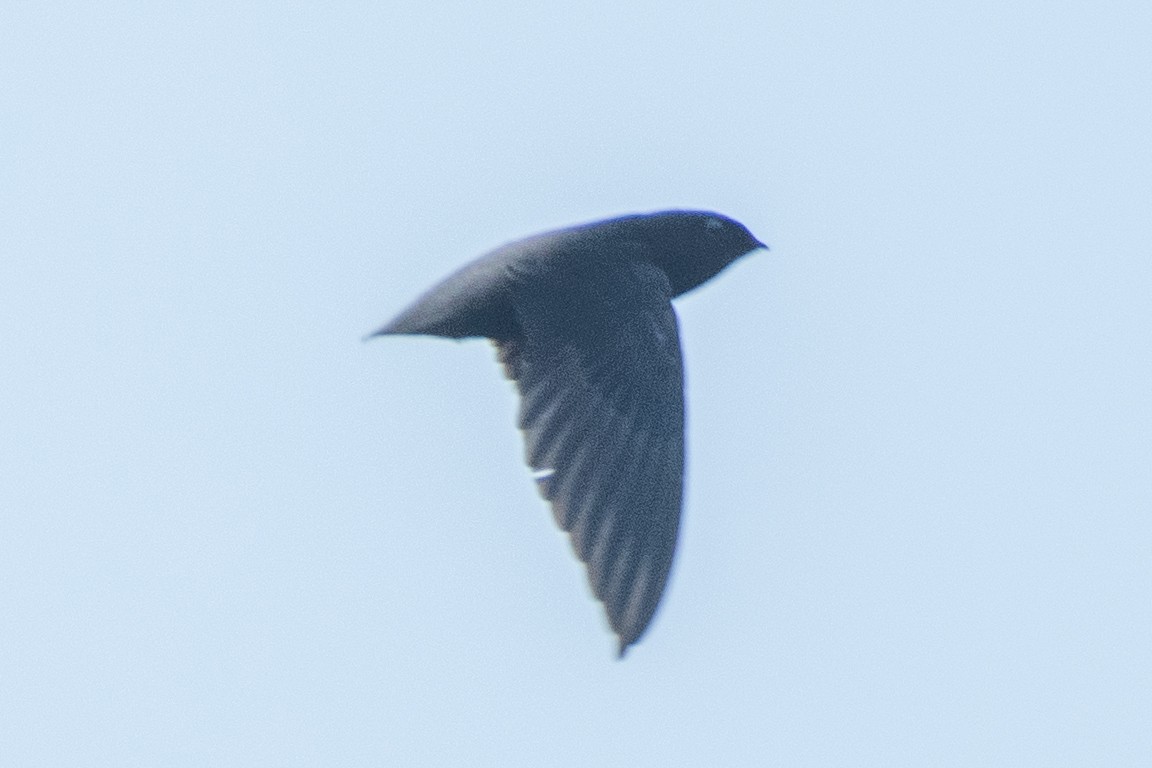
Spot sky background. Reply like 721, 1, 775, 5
4, 1, 1152, 765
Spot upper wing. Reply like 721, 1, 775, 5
494, 252, 685, 655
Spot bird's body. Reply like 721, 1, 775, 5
372, 210, 764, 655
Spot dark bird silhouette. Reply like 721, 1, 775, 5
369, 210, 765, 656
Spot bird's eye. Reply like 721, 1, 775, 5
704, 218, 724, 231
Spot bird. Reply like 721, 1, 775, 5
369, 210, 766, 656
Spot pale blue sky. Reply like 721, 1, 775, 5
4, 1, 1152, 765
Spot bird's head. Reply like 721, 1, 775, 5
630, 210, 766, 297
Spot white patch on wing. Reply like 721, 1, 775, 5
532, 467, 556, 481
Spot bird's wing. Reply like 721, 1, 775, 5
494, 252, 685, 655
